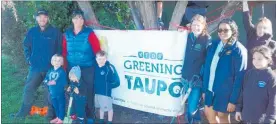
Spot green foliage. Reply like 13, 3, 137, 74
1, 1, 78, 67
2, 1, 134, 67
91, 1, 136, 30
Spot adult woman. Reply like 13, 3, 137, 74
202, 19, 247, 123
180, 14, 211, 123
62, 10, 101, 123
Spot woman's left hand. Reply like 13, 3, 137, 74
227, 103, 236, 112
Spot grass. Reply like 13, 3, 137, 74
1, 55, 47, 123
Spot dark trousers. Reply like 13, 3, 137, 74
17, 68, 55, 118
71, 95, 86, 118
51, 95, 65, 120
68, 66, 95, 119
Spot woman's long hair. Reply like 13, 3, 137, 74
218, 19, 239, 46
190, 14, 209, 36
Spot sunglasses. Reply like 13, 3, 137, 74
218, 29, 231, 33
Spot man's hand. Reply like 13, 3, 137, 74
157, 18, 164, 30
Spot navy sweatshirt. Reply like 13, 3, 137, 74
44, 67, 67, 97
23, 25, 62, 72
69, 79, 87, 97
243, 11, 276, 69
237, 68, 276, 123
181, 32, 211, 80
94, 61, 120, 97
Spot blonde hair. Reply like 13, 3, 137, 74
190, 14, 209, 36
51, 54, 64, 66
257, 17, 273, 36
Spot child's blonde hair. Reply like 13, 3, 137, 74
190, 14, 209, 36
51, 54, 64, 66
257, 17, 273, 36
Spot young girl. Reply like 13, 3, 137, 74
179, 14, 211, 123
202, 19, 247, 123
242, 1, 276, 70
236, 46, 276, 124
43, 54, 67, 124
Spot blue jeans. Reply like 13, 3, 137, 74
186, 87, 201, 123
51, 95, 65, 120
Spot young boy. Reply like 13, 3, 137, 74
43, 54, 67, 124
94, 51, 120, 124
67, 66, 87, 124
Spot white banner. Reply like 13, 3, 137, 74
94, 30, 188, 116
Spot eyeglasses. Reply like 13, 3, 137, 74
218, 29, 231, 33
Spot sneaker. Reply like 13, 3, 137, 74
56, 118, 63, 124
50, 117, 59, 123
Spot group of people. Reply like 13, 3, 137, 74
180, 1, 276, 124
10, 1, 276, 124
11, 9, 120, 124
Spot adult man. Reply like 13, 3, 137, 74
12, 9, 62, 121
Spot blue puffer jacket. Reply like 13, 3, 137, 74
94, 61, 120, 97
64, 27, 95, 67
23, 25, 62, 72
203, 40, 248, 104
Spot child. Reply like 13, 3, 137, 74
94, 51, 120, 124
242, 1, 276, 70
67, 66, 87, 124
236, 46, 276, 123
43, 54, 67, 124
179, 14, 211, 123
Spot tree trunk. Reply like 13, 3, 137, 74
135, 1, 158, 30
128, 1, 144, 30
77, 1, 101, 29
168, 1, 188, 30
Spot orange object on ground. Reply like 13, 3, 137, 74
29, 106, 48, 116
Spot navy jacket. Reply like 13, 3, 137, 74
237, 68, 276, 123
69, 79, 87, 97
243, 11, 276, 69
94, 61, 120, 97
203, 40, 248, 104
181, 33, 211, 80
44, 67, 67, 97
23, 25, 62, 72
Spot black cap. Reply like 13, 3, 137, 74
72, 9, 84, 18
36, 9, 48, 16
